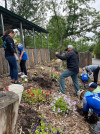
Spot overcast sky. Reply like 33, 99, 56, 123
90, 0, 100, 11
0, 0, 100, 38
0, 0, 100, 11
0, 0, 100, 12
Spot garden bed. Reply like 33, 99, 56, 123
0, 65, 93, 134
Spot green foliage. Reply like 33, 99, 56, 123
24, 36, 34, 48
47, 15, 66, 50
28, 115, 65, 134
23, 87, 51, 104
75, 39, 90, 52
10, 0, 47, 25
94, 42, 100, 54
51, 94, 76, 115
46, 0, 99, 51
0, 37, 3, 48
50, 71, 61, 81
24, 35, 48, 49
92, 52, 94, 58
14, 36, 20, 43
32, 70, 38, 77
89, 44, 95, 52
22, 78, 28, 83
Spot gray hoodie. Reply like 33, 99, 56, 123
85, 65, 99, 75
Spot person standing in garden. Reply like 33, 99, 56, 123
55, 45, 80, 95
2, 29, 21, 84
83, 65, 100, 84
14, 40, 28, 78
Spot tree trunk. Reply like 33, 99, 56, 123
5, 0, 7, 9
59, 36, 63, 54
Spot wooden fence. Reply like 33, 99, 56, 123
79, 51, 92, 68
0, 48, 92, 75
0, 48, 50, 75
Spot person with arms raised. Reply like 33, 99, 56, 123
55, 45, 80, 96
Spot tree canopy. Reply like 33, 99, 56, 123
1, 0, 100, 54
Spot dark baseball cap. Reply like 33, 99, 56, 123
88, 82, 97, 89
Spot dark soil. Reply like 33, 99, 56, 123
17, 99, 40, 134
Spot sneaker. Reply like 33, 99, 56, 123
11, 80, 15, 83
14, 81, 23, 85
20, 74, 28, 78
18, 72, 24, 76
57, 90, 65, 94
57, 90, 60, 93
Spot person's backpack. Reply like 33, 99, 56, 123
81, 73, 89, 82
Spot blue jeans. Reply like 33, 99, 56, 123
6, 56, 18, 81
59, 69, 79, 94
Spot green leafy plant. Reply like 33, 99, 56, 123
40, 66, 45, 70
28, 115, 66, 134
23, 87, 51, 104
50, 71, 61, 81
32, 70, 38, 77
22, 78, 28, 83
51, 93, 76, 115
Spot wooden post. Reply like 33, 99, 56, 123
0, 13, 4, 35
41, 32, 44, 64
33, 28, 38, 64
46, 33, 50, 62
0, 91, 19, 134
0, 13, 10, 73
20, 22, 24, 47
47, 33, 49, 49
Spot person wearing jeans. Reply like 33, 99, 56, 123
60, 69, 79, 94
55, 45, 80, 95
2, 29, 21, 84
6, 56, 18, 81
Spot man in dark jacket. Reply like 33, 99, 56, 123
55, 45, 80, 95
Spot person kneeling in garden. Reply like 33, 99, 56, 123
79, 90, 100, 133
80, 90, 100, 117
88, 82, 100, 94
55, 45, 80, 96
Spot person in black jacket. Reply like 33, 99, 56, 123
2, 29, 21, 84
55, 45, 80, 95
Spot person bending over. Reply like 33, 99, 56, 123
83, 65, 99, 84
14, 40, 28, 78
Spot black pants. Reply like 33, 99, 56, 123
20, 60, 27, 75
93, 66, 99, 83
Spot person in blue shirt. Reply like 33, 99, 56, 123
80, 90, 100, 117
83, 65, 100, 84
14, 40, 28, 77
78, 83, 100, 133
